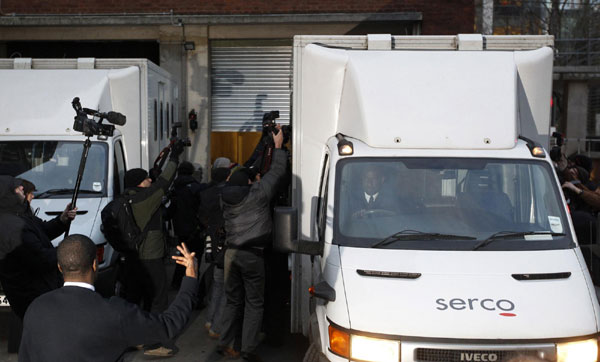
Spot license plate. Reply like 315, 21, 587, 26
0, 294, 10, 307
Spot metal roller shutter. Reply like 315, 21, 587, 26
211, 45, 292, 132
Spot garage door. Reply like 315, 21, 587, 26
211, 44, 292, 132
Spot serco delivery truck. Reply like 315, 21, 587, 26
0, 58, 177, 298
274, 34, 600, 362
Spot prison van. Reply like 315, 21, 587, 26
0, 58, 177, 296
274, 34, 600, 362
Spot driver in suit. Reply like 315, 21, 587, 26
349, 165, 396, 218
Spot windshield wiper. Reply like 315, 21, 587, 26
371, 229, 476, 249
36, 188, 102, 199
472, 231, 566, 251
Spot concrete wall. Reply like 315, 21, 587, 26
565, 82, 589, 155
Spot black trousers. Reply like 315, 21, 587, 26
218, 248, 265, 354
123, 256, 168, 313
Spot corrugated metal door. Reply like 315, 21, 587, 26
211, 45, 292, 132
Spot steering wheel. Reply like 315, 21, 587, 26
353, 209, 397, 218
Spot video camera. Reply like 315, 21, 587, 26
170, 122, 192, 148
72, 97, 126, 138
262, 110, 291, 142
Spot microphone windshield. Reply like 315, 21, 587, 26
106, 111, 126, 126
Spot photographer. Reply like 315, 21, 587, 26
0, 176, 77, 320
121, 141, 184, 357
218, 127, 287, 362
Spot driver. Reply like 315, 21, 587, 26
350, 165, 396, 218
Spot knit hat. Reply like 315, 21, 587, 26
178, 161, 195, 176
227, 167, 252, 186
125, 168, 148, 188
213, 157, 231, 169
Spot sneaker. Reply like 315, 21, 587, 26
204, 321, 212, 331
217, 345, 241, 359
143, 346, 175, 357
242, 352, 264, 362
208, 329, 220, 339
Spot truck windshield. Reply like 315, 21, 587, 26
335, 158, 572, 251
0, 141, 108, 198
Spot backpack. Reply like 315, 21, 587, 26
100, 194, 148, 253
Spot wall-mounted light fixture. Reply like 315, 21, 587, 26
184, 41, 195, 51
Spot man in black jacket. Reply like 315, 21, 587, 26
19, 234, 198, 362
169, 161, 206, 288
218, 128, 286, 361
0, 175, 76, 320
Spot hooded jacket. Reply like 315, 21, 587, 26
221, 149, 287, 249
125, 160, 177, 260
0, 176, 66, 319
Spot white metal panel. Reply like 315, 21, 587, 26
211, 46, 292, 132
340, 247, 597, 339
337, 49, 519, 150
0, 69, 111, 136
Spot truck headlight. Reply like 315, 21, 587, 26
351, 335, 400, 362
556, 338, 598, 362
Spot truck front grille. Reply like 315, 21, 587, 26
415, 348, 543, 362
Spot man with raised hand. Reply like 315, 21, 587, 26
19, 234, 198, 362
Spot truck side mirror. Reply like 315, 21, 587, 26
273, 206, 323, 256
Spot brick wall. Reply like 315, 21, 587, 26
0, 0, 474, 34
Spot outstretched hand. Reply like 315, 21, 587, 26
172, 243, 198, 279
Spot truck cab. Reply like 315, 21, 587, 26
0, 58, 177, 299
276, 35, 600, 362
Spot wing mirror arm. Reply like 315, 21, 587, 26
273, 207, 324, 256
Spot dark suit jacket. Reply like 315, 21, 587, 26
347, 189, 397, 216
19, 276, 198, 362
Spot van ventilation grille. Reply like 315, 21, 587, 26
415, 348, 541, 362
512, 272, 571, 281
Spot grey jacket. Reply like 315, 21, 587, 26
221, 148, 287, 248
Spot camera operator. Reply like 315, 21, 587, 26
0, 176, 77, 320
218, 126, 287, 362
120, 140, 185, 357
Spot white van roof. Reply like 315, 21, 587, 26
301, 44, 553, 150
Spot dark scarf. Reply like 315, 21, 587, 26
0, 176, 27, 259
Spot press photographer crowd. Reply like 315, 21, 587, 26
0, 102, 291, 362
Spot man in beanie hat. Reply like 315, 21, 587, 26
218, 127, 287, 362
168, 161, 207, 288
121, 142, 185, 357
0, 175, 77, 320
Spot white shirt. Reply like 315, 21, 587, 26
63, 282, 95, 292
364, 192, 379, 203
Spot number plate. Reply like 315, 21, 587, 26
0, 294, 10, 307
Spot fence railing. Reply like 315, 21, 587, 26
555, 38, 600, 66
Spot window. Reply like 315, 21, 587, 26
334, 157, 571, 251
160, 102, 164, 141
316, 153, 330, 241
113, 140, 126, 195
0, 141, 108, 198
153, 100, 158, 141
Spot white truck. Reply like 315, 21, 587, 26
0, 58, 178, 297
274, 34, 600, 362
